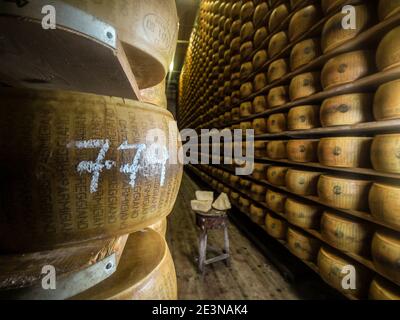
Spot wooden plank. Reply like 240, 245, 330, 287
0, 16, 140, 99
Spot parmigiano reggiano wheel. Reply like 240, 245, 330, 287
250, 204, 267, 225
268, 59, 289, 83
254, 27, 268, 48
265, 190, 287, 213
252, 163, 267, 180
288, 105, 320, 130
267, 113, 287, 133
265, 213, 288, 239
268, 32, 288, 59
240, 62, 254, 79
371, 134, 400, 173
268, 4, 289, 33
0, 88, 183, 253
230, 175, 240, 187
290, 39, 321, 71
378, 0, 400, 20
239, 196, 251, 212
140, 80, 167, 109
369, 277, 400, 300
231, 54, 242, 71
253, 96, 268, 113
376, 26, 400, 71
230, 36, 241, 53
253, 2, 269, 28
72, 229, 177, 300
148, 219, 167, 237
232, 107, 241, 120
285, 198, 321, 229
369, 183, 400, 229
231, 20, 242, 36
321, 211, 372, 255
286, 169, 322, 196
253, 50, 268, 70
251, 183, 267, 202
241, 21, 255, 42
240, 121, 253, 131
266, 140, 287, 160
320, 93, 373, 127
240, 41, 254, 60
240, 1, 255, 22
254, 73, 268, 92
317, 246, 371, 299
64, 0, 178, 89
321, 51, 375, 89
374, 80, 400, 120
289, 72, 320, 101
253, 118, 268, 135
318, 137, 372, 168
0, 235, 128, 291
239, 178, 252, 191
268, 86, 289, 108
287, 227, 321, 261
254, 142, 268, 158
317, 175, 371, 211
267, 166, 289, 186
321, 5, 372, 53
321, 0, 348, 14
240, 102, 254, 118
371, 230, 400, 286
240, 82, 254, 99
288, 5, 320, 42
287, 139, 319, 163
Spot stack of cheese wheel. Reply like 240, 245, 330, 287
287, 227, 320, 261
318, 247, 372, 299
72, 229, 177, 300
64, 0, 179, 90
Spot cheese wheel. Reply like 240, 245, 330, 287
240, 1, 255, 22
230, 175, 240, 187
267, 166, 288, 186
231, 1, 243, 19
254, 141, 268, 158
288, 5, 320, 42
371, 134, 400, 173
250, 204, 267, 225
267, 113, 287, 133
266, 140, 288, 159
287, 227, 321, 261
321, 51, 375, 89
254, 73, 268, 92
369, 183, 400, 229
376, 26, 400, 71
374, 80, 400, 120
64, 0, 179, 89
253, 96, 268, 113
72, 229, 177, 300
240, 82, 253, 99
148, 219, 167, 237
140, 79, 167, 109
320, 93, 373, 127
239, 196, 251, 212
369, 277, 400, 300
321, 211, 372, 255
224, 17, 233, 33
240, 121, 253, 130
253, 50, 268, 70
286, 169, 321, 195
290, 39, 321, 71
268, 32, 288, 59
231, 20, 242, 36
232, 107, 241, 120
268, 59, 289, 83
253, 118, 268, 135
318, 137, 372, 168
371, 230, 400, 286
240, 102, 254, 118
285, 198, 321, 229
251, 182, 267, 198
240, 62, 253, 79
287, 139, 319, 163
0, 88, 182, 253
268, 4, 289, 33
0, 235, 127, 291
287, 105, 320, 130
317, 175, 371, 211
252, 163, 267, 179
268, 86, 289, 108
321, 5, 372, 53
289, 72, 320, 101
239, 178, 252, 191
254, 27, 268, 48
230, 191, 240, 205
317, 246, 371, 299
265, 213, 288, 239
253, 2, 269, 27
241, 21, 255, 42
265, 190, 287, 213
231, 54, 242, 71
240, 41, 254, 61
378, 0, 400, 20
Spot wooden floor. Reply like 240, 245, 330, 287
166, 172, 340, 300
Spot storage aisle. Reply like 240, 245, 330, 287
166, 172, 340, 300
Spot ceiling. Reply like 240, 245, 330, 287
167, 0, 200, 90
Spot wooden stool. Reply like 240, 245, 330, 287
195, 209, 230, 274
